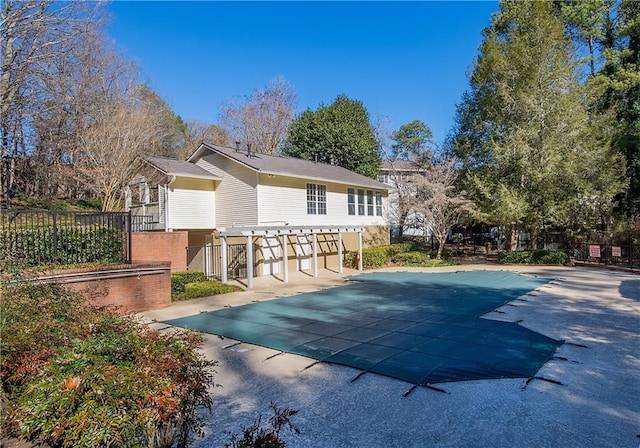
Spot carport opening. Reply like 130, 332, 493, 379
163, 270, 561, 386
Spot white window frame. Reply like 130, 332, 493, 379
348, 188, 356, 215
375, 191, 382, 216
357, 189, 365, 216
307, 183, 326, 215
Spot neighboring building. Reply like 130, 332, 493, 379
378, 159, 430, 238
127, 142, 390, 285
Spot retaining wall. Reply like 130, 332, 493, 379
40, 262, 171, 312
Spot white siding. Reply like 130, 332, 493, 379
258, 174, 387, 227
197, 153, 258, 227
168, 178, 215, 229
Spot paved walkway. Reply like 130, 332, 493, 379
141, 264, 640, 448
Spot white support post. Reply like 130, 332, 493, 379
281, 234, 289, 283
246, 235, 254, 289
337, 232, 343, 274
221, 236, 228, 283
358, 231, 363, 271
312, 233, 318, 277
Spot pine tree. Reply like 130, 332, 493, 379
450, 0, 624, 249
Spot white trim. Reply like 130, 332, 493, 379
218, 225, 364, 237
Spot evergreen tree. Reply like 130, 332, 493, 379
389, 120, 435, 168
609, 0, 640, 219
450, 0, 624, 249
283, 95, 381, 178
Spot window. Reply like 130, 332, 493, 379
307, 183, 316, 214
317, 185, 326, 214
307, 183, 326, 215
375, 192, 382, 216
348, 188, 356, 215
367, 190, 374, 216
358, 189, 365, 215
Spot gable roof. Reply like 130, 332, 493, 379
191, 142, 390, 190
143, 156, 221, 180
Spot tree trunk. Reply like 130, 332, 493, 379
530, 227, 539, 250
507, 224, 518, 252
436, 237, 446, 260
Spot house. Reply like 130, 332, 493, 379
378, 159, 430, 238
127, 142, 390, 286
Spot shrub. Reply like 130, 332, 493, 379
174, 281, 243, 301
0, 227, 125, 269
171, 272, 242, 301
497, 249, 568, 265
225, 402, 300, 448
391, 251, 431, 265
1, 280, 217, 447
171, 271, 208, 295
344, 243, 415, 269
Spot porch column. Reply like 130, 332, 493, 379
281, 233, 289, 283
337, 232, 343, 274
246, 235, 254, 289
358, 231, 363, 271
221, 236, 228, 283
312, 232, 318, 277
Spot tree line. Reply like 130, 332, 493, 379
2, 0, 638, 247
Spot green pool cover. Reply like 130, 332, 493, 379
163, 270, 561, 385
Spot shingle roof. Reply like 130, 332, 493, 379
144, 156, 221, 180
198, 143, 390, 190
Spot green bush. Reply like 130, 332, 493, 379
391, 251, 431, 265
497, 249, 568, 265
344, 243, 415, 269
171, 272, 242, 301
1, 280, 217, 447
174, 281, 243, 301
171, 271, 208, 295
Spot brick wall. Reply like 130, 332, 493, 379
131, 231, 188, 271
43, 263, 171, 312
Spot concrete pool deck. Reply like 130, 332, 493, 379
141, 264, 640, 448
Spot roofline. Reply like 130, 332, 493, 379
143, 156, 221, 181
196, 142, 391, 191
258, 169, 390, 190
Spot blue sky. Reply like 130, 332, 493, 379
107, 1, 499, 147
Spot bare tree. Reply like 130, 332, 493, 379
28, 24, 138, 201
177, 119, 229, 160
75, 95, 170, 211
220, 76, 296, 155
1, 0, 105, 207
408, 158, 473, 259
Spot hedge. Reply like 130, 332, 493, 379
171, 272, 243, 301
497, 249, 569, 265
344, 243, 414, 269
0, 227, 125, 268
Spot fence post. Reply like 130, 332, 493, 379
52, 210, 58, 263
127, 211, 133, 263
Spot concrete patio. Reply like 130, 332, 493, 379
141, 265, 640, 448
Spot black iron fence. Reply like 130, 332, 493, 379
0, 210, 142, 267
570, 242, 640, 269
187, 243, 259, 280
